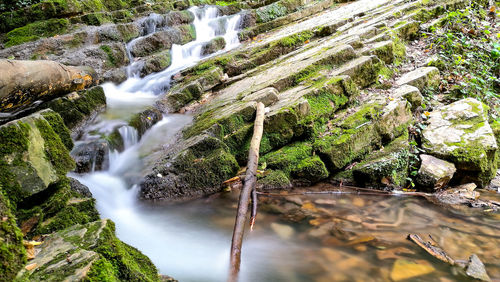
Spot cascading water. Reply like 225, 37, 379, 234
71, 6, 297, 282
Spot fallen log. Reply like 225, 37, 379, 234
0, 59, 97, 113
228, 102, 265, 282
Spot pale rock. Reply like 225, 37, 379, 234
422, 98, 498, 187
417, 154, 456, 190
396, 67, 440, 91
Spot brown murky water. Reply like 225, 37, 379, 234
142, 183, 499, 281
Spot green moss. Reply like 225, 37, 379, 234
0, 190, 27, 282
5, 18, 69, 47
257, 170, 291, 189
352, 133, 410, 187
340, 103, 382, 129
100, 45, 117, 66
47, 86, 106, 131
39, 110, 74, 150
0, 121, 32, 206
89, 221, 160, 281
85, 258, 118, 281
16, 177, 99, 237
34, 117, 75, 175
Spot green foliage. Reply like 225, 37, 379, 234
256, 2, 287, 23
0, 0, 41, 12
426, 5, 499, 113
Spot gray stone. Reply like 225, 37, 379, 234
243, 87, 279, 106
466, 254, 491, 282
434, 183, 478, 205
397, 67, 440, 91
422, 98, 498, 187
393, 84, 423, 110
71, 140, 109, 173
69, 177, 93, 197
416, 154, 456, 190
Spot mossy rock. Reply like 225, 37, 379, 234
140, 135, 240, 200
0, 110, 75, 207
17, 219, 160, 281
44, 86, 106, 135
352, 133, 410, 188
422, 98, 498, 187
0, 190, 26, 282
257, 170, 292, 190
5, 18, 70, 47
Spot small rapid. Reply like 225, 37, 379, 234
71, 6, 297, 281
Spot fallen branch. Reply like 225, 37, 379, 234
228, 102, 265, 282
407, 234, 455, 265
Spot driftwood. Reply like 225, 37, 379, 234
0, 59, 97, 112
407, 234, 456, 265
228, 102, 265, 282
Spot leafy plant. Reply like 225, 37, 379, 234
425, 4, 499, 112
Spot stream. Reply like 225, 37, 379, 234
69, 5, 500, 282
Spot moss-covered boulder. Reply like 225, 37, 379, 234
0, 110, 75, 206
44, 86, 106, 137
17, 219, 160, 281
16, 178, 100, 237
140, 134, 239, 200
0, 191, 26, 282
422, 98, 498, 187
352, 134, 410, 188
262, 141, 329, 184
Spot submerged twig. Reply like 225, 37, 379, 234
250, 188, 257, 231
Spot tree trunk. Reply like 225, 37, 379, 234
228, 102, 265, 282
0, 59, 97, 113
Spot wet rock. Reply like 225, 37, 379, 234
201, 37, 226, 57
0, 110, 75, 205
0, 60, 96, 113
17, 220, 160, 281
270, 222, 295, 239
422, 98, 498, 187
128, 107, 163, 137
263, 142, 329, 184
416, 154, 456, 190
140, 135, 239, 201
141, 50, 172, 77
390, 259, 435, 281
434, 183, 479, 205
396, 67, 440, 91
71, 140, 110, 173
130, 25, 195, 58
164, 10, 195, 26
242, 87, 279, 106
257, 170, 292, 190
69, 177, 92, 197
392, 84, 423, 110
0, 192, 26, 281
465, 254, 491, 282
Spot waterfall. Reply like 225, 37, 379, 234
71, 6, 258, 281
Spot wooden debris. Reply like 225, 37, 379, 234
228, 102, 265, 282
407, 234, 455, 265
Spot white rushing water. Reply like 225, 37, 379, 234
72, 6, 298, 282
